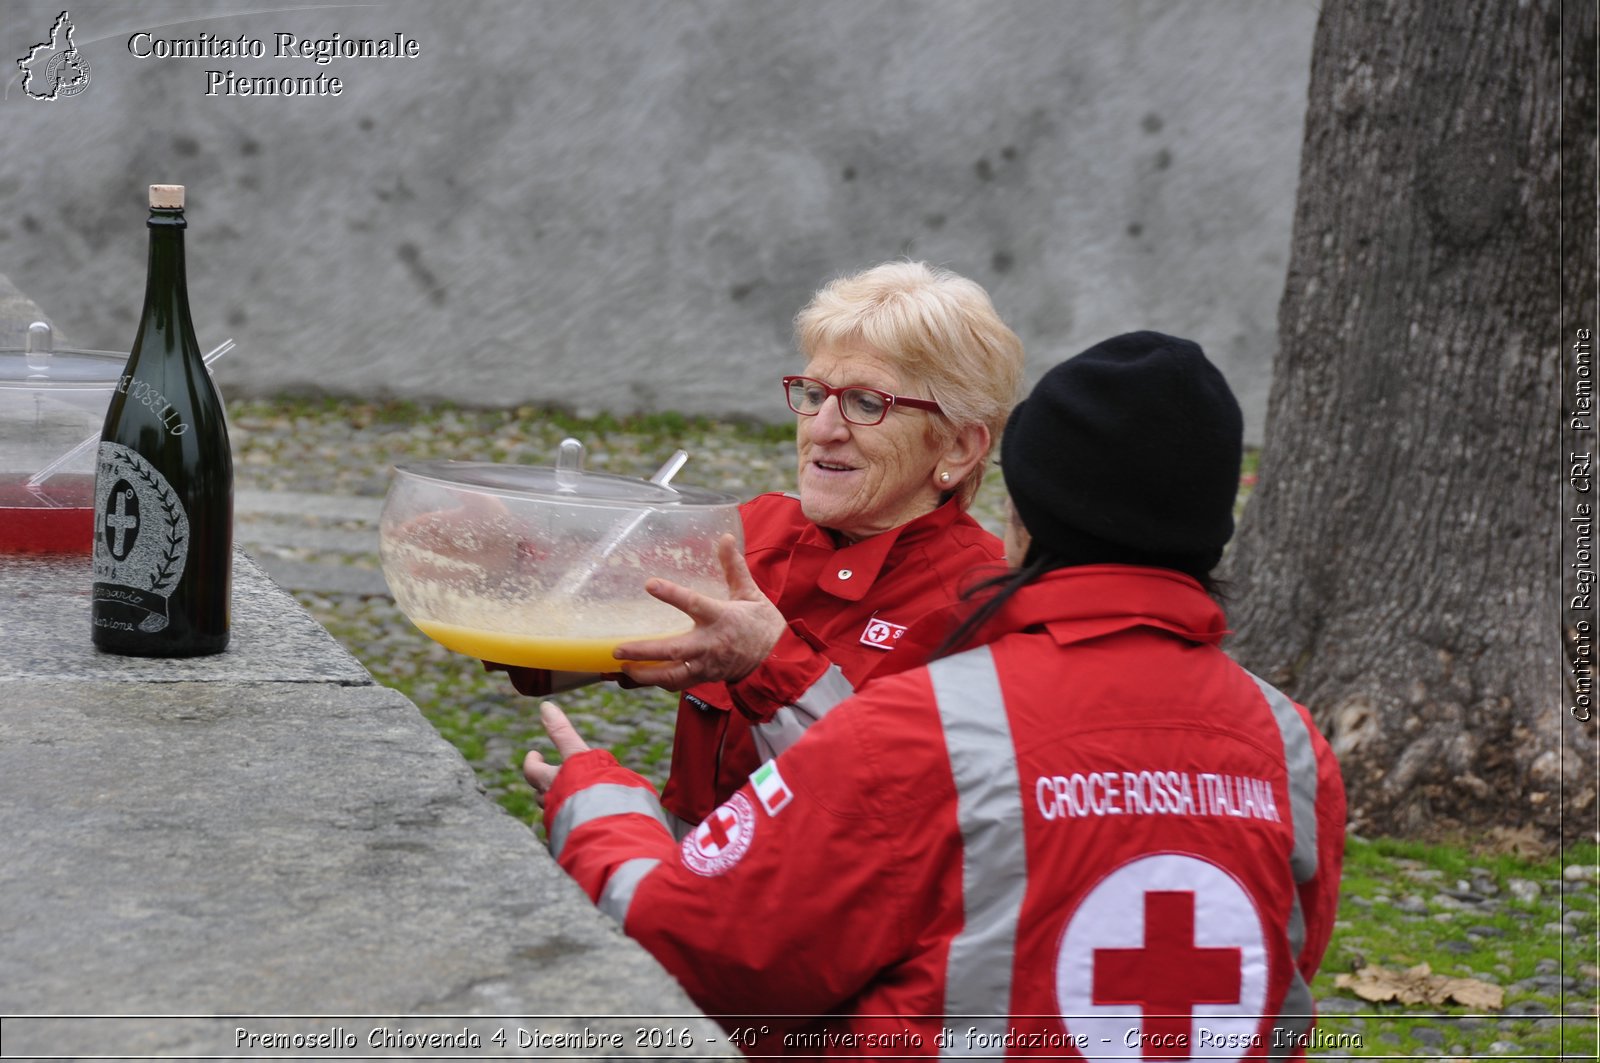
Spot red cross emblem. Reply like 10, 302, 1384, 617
696, 808, 738, 855
1055, 853, 1267, 1061
681, 793, 756, 876
1093, 891, 1243, 1059
860, 618, 907, 649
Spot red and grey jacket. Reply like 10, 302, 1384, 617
659, 491, 1004, 829
545, 565, 1346, 1058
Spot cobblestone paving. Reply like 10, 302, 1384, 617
228, 398, 1595, 1060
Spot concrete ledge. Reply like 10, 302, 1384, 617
1, 549, 373, 685
0, 550, 733, 1057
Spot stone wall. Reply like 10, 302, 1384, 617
0, 0, 1316, 441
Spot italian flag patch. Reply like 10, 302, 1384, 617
750, 760, 793, 817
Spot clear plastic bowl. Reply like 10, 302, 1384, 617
379, 457, 743, 672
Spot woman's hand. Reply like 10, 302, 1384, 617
615, 534, 785, 691
523, 700, 591, 806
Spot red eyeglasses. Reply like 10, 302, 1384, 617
783, 375, 943, 427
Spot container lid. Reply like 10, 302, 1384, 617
394, 460, 739, 508
0, 347, 126, 390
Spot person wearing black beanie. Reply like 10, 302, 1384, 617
935, 330, 1245, 658
1001, 330, 1244, 580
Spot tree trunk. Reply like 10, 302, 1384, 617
1223, 0, 1596, 844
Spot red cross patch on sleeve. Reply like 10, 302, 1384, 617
681, 793, 756, 876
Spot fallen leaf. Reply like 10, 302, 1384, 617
1439, 974, 1504, 1010
1333, 963, 1504, 1009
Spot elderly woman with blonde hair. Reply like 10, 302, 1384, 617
504, 260, 1023, 833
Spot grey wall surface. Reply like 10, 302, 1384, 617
0, 0, 1315, 442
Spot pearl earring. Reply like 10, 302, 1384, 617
939, 471, 951, 484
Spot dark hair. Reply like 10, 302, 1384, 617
933, 551, 1057, 659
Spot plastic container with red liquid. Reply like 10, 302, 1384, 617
0, 323, 124, 555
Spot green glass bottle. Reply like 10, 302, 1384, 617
92, 184, 232, 656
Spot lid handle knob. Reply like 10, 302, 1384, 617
555, 437, 585, 493
24, 321, 53, 378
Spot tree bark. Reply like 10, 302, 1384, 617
1223, 0, 1596, 843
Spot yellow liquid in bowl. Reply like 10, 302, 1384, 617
413, 618, 685, 672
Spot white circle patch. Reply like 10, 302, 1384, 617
1055, 852, 1267, 1060
680, 792, 756, 876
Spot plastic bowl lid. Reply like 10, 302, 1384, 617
393, 460, 739, 507
0, 348, 126, 390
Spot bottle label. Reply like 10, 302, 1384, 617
116, 373, 190, 435
92, 442, 190, 633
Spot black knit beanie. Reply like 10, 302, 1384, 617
1001, 331, 1244, 578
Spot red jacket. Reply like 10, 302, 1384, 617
659, 492, 1005, 827
545, 566, 1346, 1058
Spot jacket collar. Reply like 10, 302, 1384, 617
797, 498, 975, 602
878, 564, 1228, 680
998, 564, 1228, 647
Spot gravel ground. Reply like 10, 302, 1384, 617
228, 397, 1595, 1060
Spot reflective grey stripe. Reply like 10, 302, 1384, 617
928, 646, 1025, 1055
751, 665, 857, 760
1248, 672, 1320, 884
1248, 672, 1322, 1052
547, 783, 671, 858
1270, 893, 1315, 1059
598, 857, 661, 925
